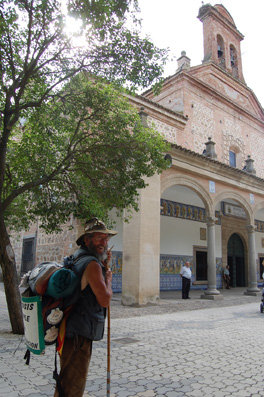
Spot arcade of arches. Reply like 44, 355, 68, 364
116, 146, 264, 305
15, 146, 264, 306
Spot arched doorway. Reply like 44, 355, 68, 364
227, 233, 245, 287
159, 183, 212, 290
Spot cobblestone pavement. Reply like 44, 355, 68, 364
0, 283, 263, 397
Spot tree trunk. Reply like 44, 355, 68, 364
0, 216, 24, 334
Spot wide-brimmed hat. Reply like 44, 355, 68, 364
76, 217, 117, 246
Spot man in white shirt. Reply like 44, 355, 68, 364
180, 261, 192, 299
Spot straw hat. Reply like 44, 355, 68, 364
76, 217, 117, 246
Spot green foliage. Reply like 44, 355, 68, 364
0, 0, 169, 234
4, 77, 169, 232
68, 0, 138, 32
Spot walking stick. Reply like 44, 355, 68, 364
107, 302, 111, 397
106, 245, 113, 397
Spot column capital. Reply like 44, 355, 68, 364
247, 224, 256, 233
206, 217, 216, 227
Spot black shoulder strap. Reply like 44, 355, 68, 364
24, 349, 30, 365
53, 346, 65, 397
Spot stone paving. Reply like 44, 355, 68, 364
0, 283, 263, 397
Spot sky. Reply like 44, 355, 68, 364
137, 0, 264, 107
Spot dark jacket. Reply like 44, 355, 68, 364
65, 247, 106, 341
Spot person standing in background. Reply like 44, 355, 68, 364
180, 261, 192, 299
223, 265, 231, 289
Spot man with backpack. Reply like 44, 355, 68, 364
54, 218, 117, 397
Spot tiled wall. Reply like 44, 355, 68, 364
111, 251, 122, 292
160, 273, 223, 291
160, 254, 223, 290
111, 251, 223, 292
160, 198, 221, 225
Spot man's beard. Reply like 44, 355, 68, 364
88, 241, 108, 262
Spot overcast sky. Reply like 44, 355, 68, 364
137, 0, 264, 107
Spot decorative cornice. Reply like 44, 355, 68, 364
184, 69, 264, 125
126, 93, 188, 126
144, 64, 264, 125
168, 142, 264, 189
143, 62, 264, 119
189, 62, 264, 115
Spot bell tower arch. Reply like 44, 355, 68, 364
198, 4, 245, 82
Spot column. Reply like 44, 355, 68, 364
244, 225, 260, 295
122, 174, 161, 306
201, 217, 222, 300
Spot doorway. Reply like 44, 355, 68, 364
196, 250, 207, 281
259, 257, 264, 280
21, 237, 36, 275
227, 233, 245, 287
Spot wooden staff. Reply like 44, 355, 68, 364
107, 300, 111, 397
106, 245, 114, 397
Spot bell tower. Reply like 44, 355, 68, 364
198, 4, 244, 82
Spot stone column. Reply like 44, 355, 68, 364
201, 217, 222, 300
244, 225, 260, 296
122, 174, 161, 306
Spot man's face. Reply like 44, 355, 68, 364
84, 232, 109, 260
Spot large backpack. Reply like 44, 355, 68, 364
21, 252, 95, 397
21, 253, 92, 357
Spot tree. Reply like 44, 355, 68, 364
0, 0, 169, 334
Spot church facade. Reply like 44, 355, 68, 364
12, 4, 264, 305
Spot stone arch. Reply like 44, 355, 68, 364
229, 144, 240, 153
226, 232, 247, 287
213, 190, 253, 224
225, 230, 247, 253
222, 226, 249, 279
217, 34, 225, 67
230, 44, 237, 67
214, 191, 251, 282
161, 174, 213, 217
230, 44, 238, 78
